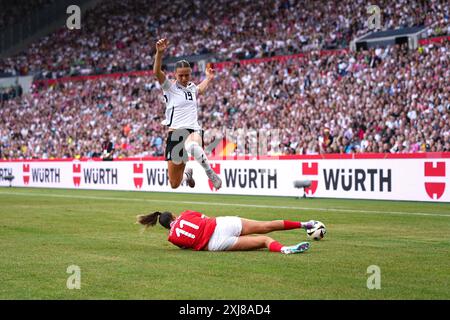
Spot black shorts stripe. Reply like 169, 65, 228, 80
167, 108, 175, 127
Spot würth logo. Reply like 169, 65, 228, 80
424, 162, 446, 200
73, 162, 81, 187
208, 163, 221, 192
133, 163, 144, 189
23, 164, 30, 185
302, 162, 318, 195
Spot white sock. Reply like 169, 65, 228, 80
301, 221, 314, 229
185, 141, 212, 173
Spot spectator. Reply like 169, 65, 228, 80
101, 132, 114, 161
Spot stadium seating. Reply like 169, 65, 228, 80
0, 0, 448, 78
0, 0, 55, 30
1, 39, 448, 159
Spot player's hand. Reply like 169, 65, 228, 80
156, 38, 169, 53
205, 66, 215, 80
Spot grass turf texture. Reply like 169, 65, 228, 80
0, 187, 449, 299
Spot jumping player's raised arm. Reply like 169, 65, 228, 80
197, 66, 215, 95
153, 38, 169, 85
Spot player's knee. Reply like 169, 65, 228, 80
263, 236, 274, 247
184, 140, 199, 155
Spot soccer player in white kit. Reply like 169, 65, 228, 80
153, 38, 222, 190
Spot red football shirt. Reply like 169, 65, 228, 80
168, 210, 217, 251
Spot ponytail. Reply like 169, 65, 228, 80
136, 211, 161, 229
136, 211, 174, 230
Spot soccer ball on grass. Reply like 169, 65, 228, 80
307, 221, 327, 240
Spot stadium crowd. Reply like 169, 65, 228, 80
0, 0, 448, 79
0, 39, 448, 159
209, 41, 449, 155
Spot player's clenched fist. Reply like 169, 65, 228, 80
205, 66, 215, 80
156, 38, 169, 53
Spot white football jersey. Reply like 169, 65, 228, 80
160, 79, 201, 130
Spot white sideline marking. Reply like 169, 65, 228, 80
0, 191, 448, 218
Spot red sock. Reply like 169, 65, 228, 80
269, 241, 283, 252
283, 220, 302, 230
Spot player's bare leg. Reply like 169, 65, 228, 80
228, 235, 310, 255
239, 218, 316, 235
185, 132, 222, 189
228, 235, 273, 251
167, 161, 195, 189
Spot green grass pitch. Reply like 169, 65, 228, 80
0, 187, 449, 299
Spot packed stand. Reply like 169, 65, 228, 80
0, 75, 165, 159
0, 40, 448, 159
207, 41, 449, 155
0, 0, 448, 79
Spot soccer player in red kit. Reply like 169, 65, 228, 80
136, 210, 318, 254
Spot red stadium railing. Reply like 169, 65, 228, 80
418, 35, 450, 45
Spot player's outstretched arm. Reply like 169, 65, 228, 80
197, 66, 215, 95
153, 38, 168, 85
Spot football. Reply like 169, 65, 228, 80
307, 221, 327, 240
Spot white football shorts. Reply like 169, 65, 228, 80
207, 217, 243, 251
